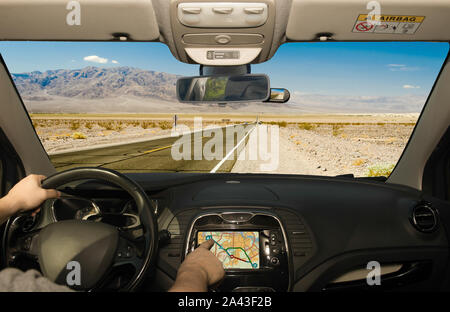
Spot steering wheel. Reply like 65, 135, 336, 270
2, 167, 158, 291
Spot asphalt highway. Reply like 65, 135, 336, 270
50, 124, 254, 173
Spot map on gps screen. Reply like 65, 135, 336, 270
197, 231, 260, 269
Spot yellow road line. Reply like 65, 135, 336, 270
142, 145, 173, 154
141, 134, 207, 155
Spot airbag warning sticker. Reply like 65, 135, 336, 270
352, 14, 425, 34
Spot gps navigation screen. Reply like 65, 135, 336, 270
197, 231, 260, 269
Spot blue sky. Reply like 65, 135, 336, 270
0, 41, 448, 98
256, 42, 448, 97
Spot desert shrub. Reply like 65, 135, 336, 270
85, 122, 93, 130
367, 163, 395, 177
298, 123, 316, 131
114, 123, 124, 132
71, 132, 87, 139
141, 121, 151, 129
106, 122, 115, 130
70, 121, 81, 130
98, 121, 124, 131
98, 121, 114, 130
158, 121, 173, 130
265, 121, 287, 128
352, 158, 367, 166
141, 121, 159, 129
332, 124, 343, 136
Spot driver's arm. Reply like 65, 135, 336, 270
0, 174, 60, 225
169, 239, 225, 292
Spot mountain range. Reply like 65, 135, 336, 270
12, 66, 179, 101
12, 66, 307, 114
11, 66, 424, 114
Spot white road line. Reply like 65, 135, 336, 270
210, 124, 256, 173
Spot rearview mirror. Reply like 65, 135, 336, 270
177, 74, 270, 103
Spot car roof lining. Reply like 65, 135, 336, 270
287, 0, 450, 42
0, 0, 160, 41
1, 0, 450, 65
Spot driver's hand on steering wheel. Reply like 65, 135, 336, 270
169, 239, 225, 292
0, 174, 60, 223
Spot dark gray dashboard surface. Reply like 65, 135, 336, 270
75, 173, 450, 290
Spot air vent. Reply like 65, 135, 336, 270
160, 209, 198, 273
411, 203, 438, 233
275, 209, 315, 268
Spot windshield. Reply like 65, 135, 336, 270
1, 42, 448, 177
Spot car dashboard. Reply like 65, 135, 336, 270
8, 173, 450, 291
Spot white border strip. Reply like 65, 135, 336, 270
210, 124, 256, 173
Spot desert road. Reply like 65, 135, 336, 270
50, 124, 254, 173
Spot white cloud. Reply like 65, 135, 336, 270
403, 84, 420, 89
387, 64, 419, 72
111, 60, 119, 64
83, 55, 108, 64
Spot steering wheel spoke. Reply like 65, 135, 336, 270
113, 233, 144, 270
6, 228, 40, 265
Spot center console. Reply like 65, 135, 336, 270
184, 210, 290, 292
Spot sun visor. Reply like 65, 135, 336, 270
286, 0, 450, 41
0, 0, 160, 41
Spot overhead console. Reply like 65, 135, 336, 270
170, 0, 276, 65
177, 2, 269, 28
